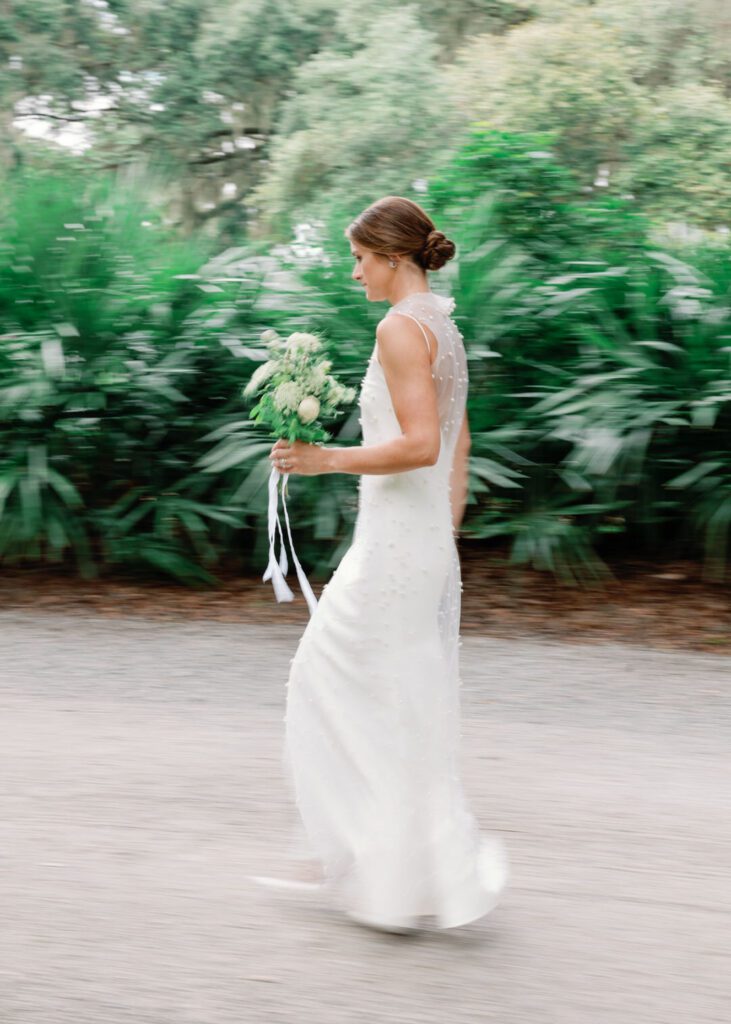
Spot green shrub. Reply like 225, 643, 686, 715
0, 173, 267, 582
1, 161, 728, 587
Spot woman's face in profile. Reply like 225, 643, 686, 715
350, 241, 393, 303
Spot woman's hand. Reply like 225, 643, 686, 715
269, 438, 331, 476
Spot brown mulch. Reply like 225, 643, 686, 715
1, 546, 728, 654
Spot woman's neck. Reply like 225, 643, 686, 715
388, 275, 431, 306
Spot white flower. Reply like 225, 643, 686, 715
260, 328, 279, 344
308, 360, 330, 391
285, 332, 322, 356
272, 380, 302, 412
326, 379, 344, 404
243, 359, 276, 396
327, 378, 357, 406
297, 395, 320, 424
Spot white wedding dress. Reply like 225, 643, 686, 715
283, 290, 509, 931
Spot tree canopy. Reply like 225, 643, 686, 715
2, 0, 730, 235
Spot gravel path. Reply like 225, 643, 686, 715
1, 611, 729, 1024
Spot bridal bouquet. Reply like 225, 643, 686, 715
243, 328, 357, 615
244, 328, 356, 443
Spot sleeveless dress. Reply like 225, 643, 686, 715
283, 290, 509, 931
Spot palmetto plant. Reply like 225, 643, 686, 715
194, 204, 383, 577
0, 438, 91, 566
494, 250, 731, 579
427, 158, 730, 582
1, 160, 729, 585
0, 173, 271, 581
198, 187, 731, 584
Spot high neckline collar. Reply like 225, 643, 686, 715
389, 291, 456, 315
390, 290, 434, 309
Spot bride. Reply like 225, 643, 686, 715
264, 195, 509, 934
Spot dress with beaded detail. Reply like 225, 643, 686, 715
283, 290, 509, 930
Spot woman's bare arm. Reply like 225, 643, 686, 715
322, 315, 440, 475
450, 410, 471, 534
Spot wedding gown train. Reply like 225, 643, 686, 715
280, 291, 509, 930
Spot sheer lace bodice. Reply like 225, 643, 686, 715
360, 290, 468, 465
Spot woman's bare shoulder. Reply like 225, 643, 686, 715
375, 312, 427, 348
375, 313, 433, 370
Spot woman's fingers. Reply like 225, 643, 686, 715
266, 440, 325, 476
269, 439, 291, 457
269, 439, 296, 473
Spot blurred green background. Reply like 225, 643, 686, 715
0, 0, 729, 586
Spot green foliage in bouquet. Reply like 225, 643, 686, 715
244, 329, 357, 444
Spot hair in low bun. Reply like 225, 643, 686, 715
346, 195, 456, 272
420, 229, 456, 271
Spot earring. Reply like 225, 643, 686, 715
388, 259, 398, 269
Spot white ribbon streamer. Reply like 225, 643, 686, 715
262, 466, 319, 617
262, 466, 294, 603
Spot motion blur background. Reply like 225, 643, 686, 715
1, 0, 730, 603
2, 7, 730, 1023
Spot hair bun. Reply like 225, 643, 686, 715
421, 229, 456, 271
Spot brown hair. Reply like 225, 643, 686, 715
346, 195, 456, 272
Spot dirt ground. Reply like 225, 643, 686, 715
1, 546, 728, 652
